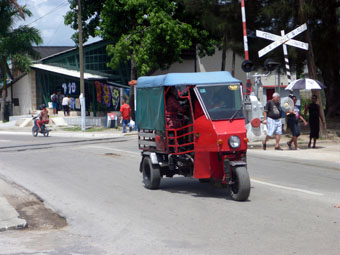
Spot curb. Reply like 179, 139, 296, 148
0, 196, 27, 232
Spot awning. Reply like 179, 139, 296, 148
31, 63, 108, 81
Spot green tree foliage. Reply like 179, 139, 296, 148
100, 0, 215, 77
65, 0, 340, 117
64, 0, 105, 44
182, 0, 244, 71
255, 0, 340, 117
0, 1, 42, 120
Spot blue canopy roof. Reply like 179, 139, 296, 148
137, 71, 241, 88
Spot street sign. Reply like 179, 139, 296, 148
257, 23, 309, 58
256, 31, 309, 51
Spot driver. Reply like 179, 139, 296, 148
36, 104, 49, 132
166, 87, 187, 128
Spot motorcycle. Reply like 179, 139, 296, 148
32, 116, 50, 137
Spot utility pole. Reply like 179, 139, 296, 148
77, 0, 85, 131
298, 0, 327, 136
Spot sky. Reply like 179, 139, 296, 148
16, 0, 100, 46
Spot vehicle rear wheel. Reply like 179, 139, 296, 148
43, 130, 49, 137
230, 166, 250, 201
32, 126, 38, 137
142, 156, 161, 190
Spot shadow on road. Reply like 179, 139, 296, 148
159, 177, 237, 200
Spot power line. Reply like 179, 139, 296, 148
26, 1, 69, 26
45, 17, 64, 46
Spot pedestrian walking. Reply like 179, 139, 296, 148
304, 95, 326, 148
50, 91, 57, 115
286, 95, 308, 150
262, 92, 283, 150
57, 91, 64, 113
62, 95, 70, 116
120, 100, 131, 133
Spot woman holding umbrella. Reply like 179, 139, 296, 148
285, 78, 327, 149
304, 95, 326, 148
286, 95, 308, 150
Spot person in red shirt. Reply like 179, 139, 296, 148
36, 104, 49, 132
120, 100, 131, 133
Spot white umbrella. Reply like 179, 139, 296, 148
285, 78, 326, 90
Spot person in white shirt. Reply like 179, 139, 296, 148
62, 95, 70, 116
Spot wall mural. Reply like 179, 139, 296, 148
95, 81, 121, 111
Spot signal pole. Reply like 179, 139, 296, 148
77, 0, 86, 131
241, 0, 252, 95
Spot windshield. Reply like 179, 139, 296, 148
197, 84, 244, 120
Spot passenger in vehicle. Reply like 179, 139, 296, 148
166, 87, 187, 128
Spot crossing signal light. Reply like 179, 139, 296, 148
241, 60, 254, 73
264, 58, 280, 72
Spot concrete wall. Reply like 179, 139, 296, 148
64, 116, 107, 127
5, 70, 37, 116
12, 75, 33, 115
153, 49, 247, 84
153, 48, 295, 91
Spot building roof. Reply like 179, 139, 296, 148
31, 64, 108, 80
33, 46, 74, 60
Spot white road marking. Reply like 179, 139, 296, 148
251, 179, 324, 196
0, 140, 11, 143
69, 143, 328, 197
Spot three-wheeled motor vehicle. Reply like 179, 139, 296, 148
136, 71, 251, 201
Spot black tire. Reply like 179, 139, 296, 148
230, 166, 250, 201
43, 130, 49, 137
32, 126, 38, 137
142, 156, 161, 190
199, 178, 211, 183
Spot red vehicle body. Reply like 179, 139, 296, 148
136, 72, 251, 201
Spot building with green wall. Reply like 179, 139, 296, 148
30, 40, 131, 116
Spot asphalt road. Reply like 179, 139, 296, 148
0, 134, 339, 255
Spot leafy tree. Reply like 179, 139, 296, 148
0, 1, 42, 120
65, 1, 216, 120
64, 0, 105, 44
256, 0, 340, 118
300, 0, 340, 118
100, 0, 215, 77
182, 0, 244, 73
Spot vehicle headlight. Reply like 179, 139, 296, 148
228, 136, 241, 149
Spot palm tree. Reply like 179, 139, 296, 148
9, 0, 25, 19
0, 1, 42, 120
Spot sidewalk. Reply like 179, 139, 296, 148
0, 179, 27, 231
248, 133, 340, 165
0, 120, 137, 138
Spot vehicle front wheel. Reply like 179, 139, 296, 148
230, 166, 250, 201
43, 129, 49, 137
32, 126, 38, 137
142, 156, 161, 190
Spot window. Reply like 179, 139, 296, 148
197, 84, 244, 120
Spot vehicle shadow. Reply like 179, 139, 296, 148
159, 177, 233, 200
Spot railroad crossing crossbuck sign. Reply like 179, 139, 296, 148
256, 23, 309, 84
257, 23, 309, 58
